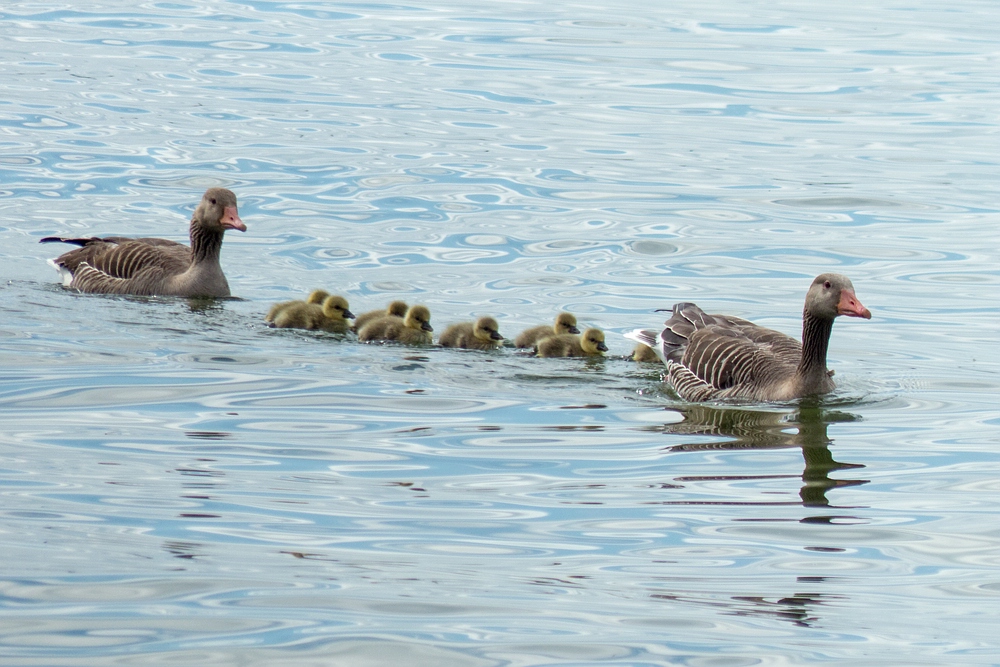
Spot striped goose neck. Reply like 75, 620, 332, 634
797, 309, 833, 378
189, 218, 223, 264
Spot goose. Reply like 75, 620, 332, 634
439, 316, 504, 350
358, 304, 433, 345
265, 289, 330, 323
514, 312, 580, 348
536, 327, 608, 358
624, 273, 871, 402
352, 300, 409, 333
271, 295, 355, 333
40, 188, 246, 297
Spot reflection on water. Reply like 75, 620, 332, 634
656, 403, 868, 508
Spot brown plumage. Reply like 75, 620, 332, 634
358, 304, 433, 345
40, 188, 246, 297
514, 312, 580, 348
265, 289, 330, 323
624, 273, 872, 402
536, 328, 608, 358
271, 295, 355, 333
352, 300, 409, 333
439, 316, 504, 350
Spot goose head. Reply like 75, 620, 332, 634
806, 273, 871, 321
195, 188, 246, 233
405, 305, 433, 332
580, 328, 609, 355
473, 316, 504, 343
555, 312, 580, 335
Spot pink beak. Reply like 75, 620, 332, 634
838, 289, 871, 319
221, 206, 246, 232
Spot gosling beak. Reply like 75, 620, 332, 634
221, 206, 246, 232
490, 331, 504, 341
343, 309, 355, 320
838, 289, 872, 319
568, 325, 581, 334
597, 341, 609, 352
422, 323, 434, 332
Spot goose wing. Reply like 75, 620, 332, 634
43, 237, 191, 280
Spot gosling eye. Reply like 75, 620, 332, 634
210, 198, 217, 205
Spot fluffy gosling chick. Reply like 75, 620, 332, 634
536, 328, 608, 358
358, 304, 433, 345
314, 295, 355, 333
632, 343, 661, 363
515, 312, 580, 348
352, 300, 409, 333
439, 316, 504, 350
265, 289, 329, 323
271, 294, 354, 333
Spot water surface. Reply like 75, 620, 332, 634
2, 1, 999, 665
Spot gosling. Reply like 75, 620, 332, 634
632, 343, 660, 363
439, 316, 504, 350
271, 295, 355, 333
358, 304, 433, 345
515, 312, 580, 348
265, 289, 329, 323
536, 328, 608, 358
352, 300, 409, 333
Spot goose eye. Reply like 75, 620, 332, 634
210, 198, 217, 205
824, 280, 831, 289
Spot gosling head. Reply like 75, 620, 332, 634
580, 328, 608, 355
405, 305, 433, 332
322, 295, 355, 321
555, 312, 580, 335
387, 300, 409, 318
473, 316, 504, 343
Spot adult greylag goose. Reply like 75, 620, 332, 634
515, 312, 580, 348
439, 316, 504, 350
270, 295, 355, 333
624, 273, 872, 402
265, 289, 329, 323
40, 188, 246, 297
536, 327, 608, 358
352, 300, 409, 333
358, 304, 433, 345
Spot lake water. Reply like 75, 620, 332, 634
2, 1, 999, 665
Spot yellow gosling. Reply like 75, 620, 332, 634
632, 343, 660, 363
515, 312, 580, 348
536, 328, 608, 358
352, 299, 409, 332
314, 295, 355, 334
358, 304, 433, 345
265, 289, 330, 323
271, 294, 354, 333
439, 316, 504, 350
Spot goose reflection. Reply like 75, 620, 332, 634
652, 402, 867, 508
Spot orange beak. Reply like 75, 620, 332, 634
838, 289, 871, 319
221, 206, 246, 232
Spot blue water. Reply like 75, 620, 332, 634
2, 1, 1000, 665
